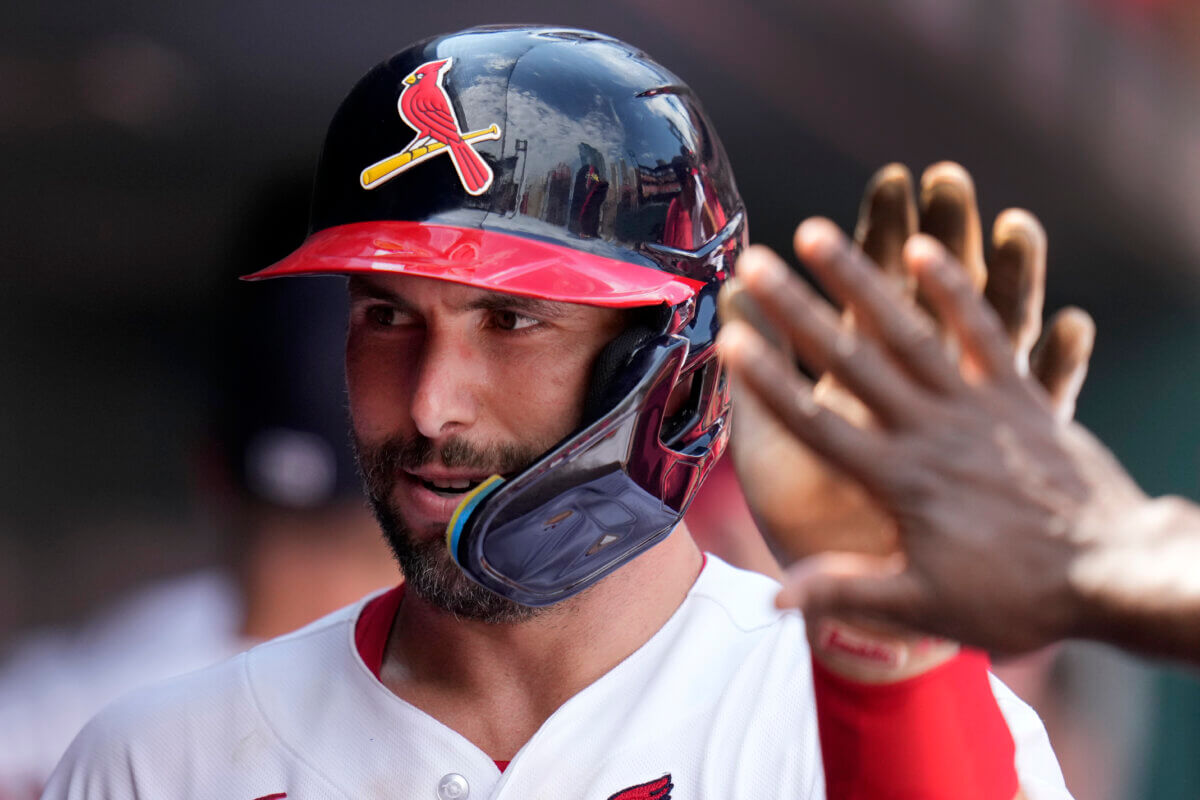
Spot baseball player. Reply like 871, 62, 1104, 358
44, 26, 1071, 799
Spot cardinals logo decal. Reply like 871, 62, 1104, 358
360, 58, 502, 195
606, 774, 673, 800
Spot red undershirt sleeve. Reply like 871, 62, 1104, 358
813, 649, 1019, 800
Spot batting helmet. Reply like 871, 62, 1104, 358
247, 25, 745, 606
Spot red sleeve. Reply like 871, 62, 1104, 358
814, 649, 1019, 800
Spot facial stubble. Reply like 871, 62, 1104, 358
355, 432, 546, 623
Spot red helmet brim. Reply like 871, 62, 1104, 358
244, 221, 704, 308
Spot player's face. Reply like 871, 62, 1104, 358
346, 273, 626, 621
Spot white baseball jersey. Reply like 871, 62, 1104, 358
42, 556, 1071, 800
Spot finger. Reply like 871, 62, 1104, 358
738, 242, 929, 428
984, 209, 1046, 373
919, 162, 987, 292
718, 277, 791, 354
727, 378, 848, 563
718, 320, 883, 483
824, 167, 917, 403
854, 164, 917, 285
792, 218, 962, 396
906, 234, 1016, 382
775, 551, 925, 630
831, 165, 915, 404
1031, 307, 1096, 422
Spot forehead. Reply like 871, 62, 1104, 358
347, 272, 626, 321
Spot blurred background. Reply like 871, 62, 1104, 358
2, 0, 1198, 797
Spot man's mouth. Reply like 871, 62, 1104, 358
413, 474, 490, 497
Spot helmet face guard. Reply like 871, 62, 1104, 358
444, 227, 737, 605
246, 25, 745, 607
448, 336, 693, 605
446, 272, 734, 605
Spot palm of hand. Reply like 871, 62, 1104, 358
732, 375, 896, 560
730, 162, 1092, 568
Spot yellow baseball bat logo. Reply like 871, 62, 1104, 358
360, 124, 502, 190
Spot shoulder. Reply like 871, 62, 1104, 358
0, 571, 246, 792
662, 554, 814, 703
42, 596, 375, 799
592, 555, 823, 796
41, 649, 258, 799
688, 553, 797, 632
677, 555, 809, 675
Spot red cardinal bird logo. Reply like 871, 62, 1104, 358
607, 774, 673, 800
359, 58, 502, 195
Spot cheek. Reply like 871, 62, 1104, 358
345, 334, 417, 441
485, 341, 594, 441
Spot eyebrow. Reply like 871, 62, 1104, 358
347, 279, 414, 309
347, 277, 569, 318
463, 293, 568, 318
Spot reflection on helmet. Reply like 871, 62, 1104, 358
248, 25, 746, 605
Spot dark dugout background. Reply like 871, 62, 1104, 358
2, 1, 1198, 797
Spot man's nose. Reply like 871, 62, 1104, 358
410, 330, 480, 440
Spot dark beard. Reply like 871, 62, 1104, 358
355, 432, 545, 624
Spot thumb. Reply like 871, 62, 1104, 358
775, 551, 923, 627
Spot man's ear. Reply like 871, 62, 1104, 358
581, 305, 671, 424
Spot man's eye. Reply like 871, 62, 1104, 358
367, 306, 402, 326
493, 310, 539, 331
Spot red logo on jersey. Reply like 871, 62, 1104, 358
607, 774, 673, 800
251, 794, 286, 800
360, 57, 502, 195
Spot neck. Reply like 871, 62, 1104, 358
380, 524, 703, 758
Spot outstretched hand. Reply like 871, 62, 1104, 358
719, 220, 1150, 655
726, 164, 1094, 566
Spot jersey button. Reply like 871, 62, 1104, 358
437, 773, 470, 799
